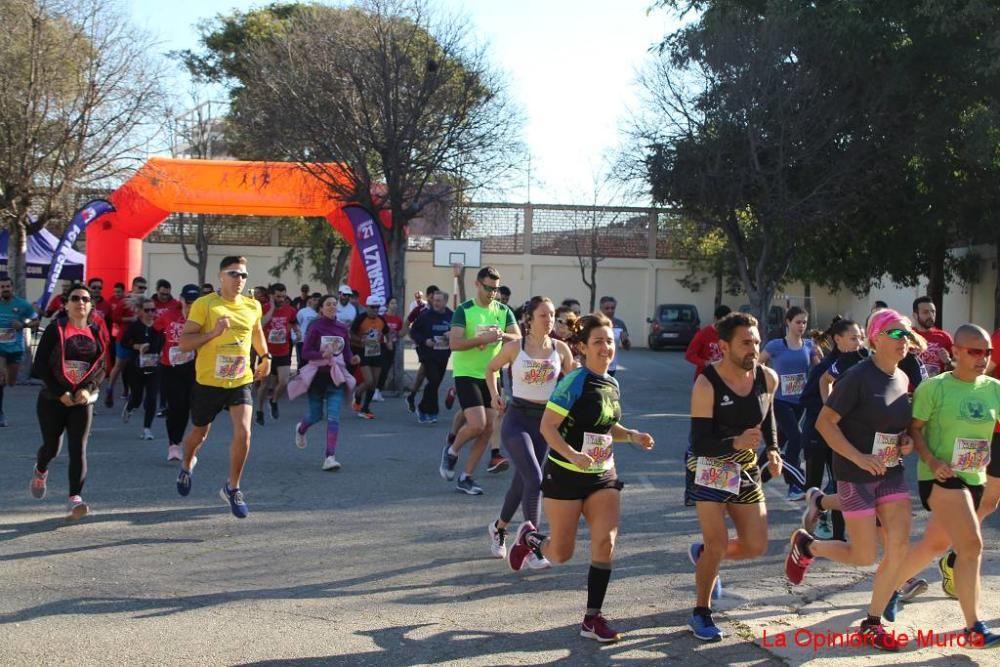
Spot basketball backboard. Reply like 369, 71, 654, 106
433, 239, 481, 268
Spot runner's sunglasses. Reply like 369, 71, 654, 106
955, 345, 993, 358
225, 270, 249, 279
882, 328, 917, 342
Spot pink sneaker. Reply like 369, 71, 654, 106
30, 466, 47, 499
581, 613, 622, 643
786, 529, 815, 585
167, 445, 182, 462
67, 495, 89, 521
507, 521, 537, 572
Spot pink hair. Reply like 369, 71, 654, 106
867, 308, 904, 342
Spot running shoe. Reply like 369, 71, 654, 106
269, 400, 279, 419
405, 392, 416, 413
815, 512, 834, 539
965, 621, 1000, 648
417, 412, 430, 424
897, 577, 928, 602
439, 444, 458, 481
372, 389, 384, 402
687, 543, 723, 600
786, 485, 806, 502
358, 411, 375, 420
456, 476, 483, 495
322, 455, 341, 471
525, 552, 552, 570
859, 618, 900, 652
801, 487, 824, 533
0, 412, 7, 427
688, 611, 723, 642
121, 406, 131, 423
488, 521, 507, 558
294, 423, 307, 449
67, 495, 89, 521
220, 483, 249, 519
255, 410, 265, 426
883, 591, 901, 622
580, 613, 622, 643
487, 453, 509, 474
166, 445, 182, 462
428, 414, 439, 424
939, 554, 957, 599
141, 428, 154, 441
445, 386, 456, 410
30, 466, 47, 499
507, 521, 537, 572
176, 463, 195, 497
785, 529, 815, 585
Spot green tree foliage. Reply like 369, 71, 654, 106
268, 217, 351, 293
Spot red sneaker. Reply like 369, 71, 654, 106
445, 387, 456, 410
487, 453, 509, 473
358, 411, 375, 420
507, 521, 537, 572
860, 619, 900, 652
581, 613, 622, 643
785, 529, 815, 585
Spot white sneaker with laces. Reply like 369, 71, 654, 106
294, 423, 307, 449
372, 389, 384, 402
322, 455, 341, 471
488, 521, 507, 558
525, 552, 552, 570
142, 428, 154, 441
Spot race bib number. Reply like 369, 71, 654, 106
321, 335, 345, 356
363, 339, 381, 357
0, 328, 14, 343
520, 359, 557, 386
433, 335, 450, 350
139, 353, 159, 368
268, 327, 287, 345
872, 432, 900, 468
581, 432, 614, 472
168, 346, 195, 366
694, 457, 742, 494
952, 438, 991, 473
214, 354, 246, 381
64, 360, 91, 385
780, 373, 807, 396
476, 324, 499, 342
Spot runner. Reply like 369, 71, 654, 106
439, 267, 520, 495
201, 283, 215, 296
506, 313, 654, 643
174, 256, 270, 519
294, 292, 321, 370
155, 284, 200, 462
912, 296, 954, 378
350, 295, 388, 420
404, 285, 439, 413
877, 323, 1000, 646
121, 298, 164, 440
335, 285, 357, 326
684, 312, 781, 641
105, 276, 147, 408
485, 296, 574, 567
759, 306, 820, 500
598, 296, 630, 378
408, 290, 452, 424
684, 305, 731, 380
29, 283, 108, 521
0, 275, 39, 426
255, 283, 297, 425
786, 308, 922, 651
151, 279, 181, 318
561, 298, 582, 316
43, 281, 72, 317
552, 306, 579, 343
497, 285, 512, 306
291, 284, 311, 310
374, 296, 403, 403
289, 294, 360, 471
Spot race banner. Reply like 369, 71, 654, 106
343, 205, 392, 304
39, 199, 114, 309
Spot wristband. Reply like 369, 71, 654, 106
263, 353, 273, 360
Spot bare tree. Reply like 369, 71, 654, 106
0, 0, 164, 295
268, 217, 352, 293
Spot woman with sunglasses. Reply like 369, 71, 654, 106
876, 324, 1000, 646
121, 298, 165, 440
786, 309, 923, 651
28, 284, 108, 520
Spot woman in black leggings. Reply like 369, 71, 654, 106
29, 284, 108, 520
122, 299, 164, 440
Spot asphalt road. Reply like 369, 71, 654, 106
1, 348, 997, 666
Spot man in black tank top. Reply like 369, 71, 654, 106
684, 312, 781, 642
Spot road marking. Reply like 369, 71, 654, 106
635, 412, 689, 419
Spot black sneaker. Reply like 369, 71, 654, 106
860, 619, 900, 652
456, 476, 483, 495
405, 392, 416, 414
439, 445, 458, 481
270, 401, 279, 419
255, 410, 265, 426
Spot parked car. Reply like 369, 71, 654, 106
647, 304, 700, 349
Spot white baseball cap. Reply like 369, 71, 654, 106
338, 285, 353, 295
366, 295, 382, 307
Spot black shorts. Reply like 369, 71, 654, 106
189, 382, 253, 427
269, 354, 292, 375
455, 376, 491, 410
918, 478, 984, 512
541, 459, 623, 501
988, 432, 1000, 478
361, 354, 383, 368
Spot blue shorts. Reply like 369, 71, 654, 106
0, 351, 23, 365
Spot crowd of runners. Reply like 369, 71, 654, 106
4, 257, 1000, 650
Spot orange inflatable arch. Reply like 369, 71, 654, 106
89, 157, 389, 299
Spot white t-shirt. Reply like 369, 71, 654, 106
336, 303, 358, 326
296, 307, 318, 341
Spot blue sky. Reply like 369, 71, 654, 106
127, 0, 678, 204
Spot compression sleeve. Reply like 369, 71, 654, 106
762, 403, 779, 452
689, 417, 737, 457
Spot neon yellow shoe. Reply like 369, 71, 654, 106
938, 553, 957, 599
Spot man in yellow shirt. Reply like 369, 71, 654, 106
175, 256, 270, 518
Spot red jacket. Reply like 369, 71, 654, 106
684, 324, 723, 380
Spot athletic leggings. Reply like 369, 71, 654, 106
299, 386, 344, 456
419, 357, 447, 415
802, 407, 845, 540
499, 402, 547, 526
127, 367, 159, 428
160, 362, 195, 445
35, 394, 93, 496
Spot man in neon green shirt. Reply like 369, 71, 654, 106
887, 324, 1000, 646
439, 266, 520, 495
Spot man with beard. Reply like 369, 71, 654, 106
0, 276, 39, 426
912, 296, 954, 378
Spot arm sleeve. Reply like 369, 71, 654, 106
761, 402, 779, 451
689, 417, 738, 457
545, 370, 583, 417
31, 324, 62, 395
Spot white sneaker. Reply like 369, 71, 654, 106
372, 389, 384, 402
122, 407, 131, 423
142, 428, 154, 441
525, 552, 552, 570
67, 495, 89, 521
294, 423, 307, 449
322, 455, 341, 471
167, 445, 182, 462
488, 521, 508, 558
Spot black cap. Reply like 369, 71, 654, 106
180, 284, 201, 302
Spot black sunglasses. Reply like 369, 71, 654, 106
69, 295, 91, 303
143, 308, 157, 313
481, 284, 500, 293
225, 270, 249, 280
